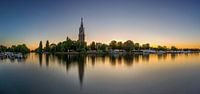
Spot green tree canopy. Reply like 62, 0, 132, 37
117, 41, 123, 50
109, 40, 117, 49
142, 43, 150, 50
171, 46, 178, 51
38, 41, 43, 53
0, 45, 7, 52
90, 41, 96, 50
123, 40, 134, 52
135, 43, 140, 50
44, 40, 50, 52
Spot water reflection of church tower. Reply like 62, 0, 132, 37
78, 18, 85, 43
78, 55, 85, 88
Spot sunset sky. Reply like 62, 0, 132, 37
0, 0, 200, 50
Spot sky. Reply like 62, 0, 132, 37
0, 0, 200, 49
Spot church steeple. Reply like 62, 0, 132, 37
81, 17, 83, 27
78, 17, 85, 43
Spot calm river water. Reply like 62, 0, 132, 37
0, 53, 200, 94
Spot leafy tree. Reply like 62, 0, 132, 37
50, 43, 57, 52
38, 41, 43, 53
123, 40, 134, 52
4, 44, 30, 53
76, 41, 86, 52
0, 45, 7, 52
142, 43, 150, 50
109, 40, 117, 49
62, 37, 73, 52
70, 41, 78, 51
157, 45, 168, 51
56, 42, 63, 52
10, 45, 16, 52
117, 41, 123, 50
163, 46, 168, 51
171, 46, 178, 51
90, 41, 96, 50
45, 40, 50, 52
157, 45, 162, 51
99, 44, 108, 51
135, 43, 140, 50
18, 44, 30, 53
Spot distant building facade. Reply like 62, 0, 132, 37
78, 18, 85, 43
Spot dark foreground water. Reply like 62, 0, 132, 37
0, 53, 200, 94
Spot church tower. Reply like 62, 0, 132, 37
78, 18, 85, 43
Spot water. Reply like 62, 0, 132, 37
0, 53, 200, 94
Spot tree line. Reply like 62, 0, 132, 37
0, 44, 30, 53
0, 37, 199, 53
35, 37, 87, 53
35, 37, 199, 53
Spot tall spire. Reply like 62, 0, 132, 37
81, 17, 83, 27
78, 17, 85, 43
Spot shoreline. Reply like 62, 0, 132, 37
38, 50, 200, 55
1, 50, 200, 56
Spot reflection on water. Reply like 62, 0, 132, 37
9, 53, 200, 87
0, 53, 200, 94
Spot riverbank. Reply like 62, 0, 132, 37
40, 50, 200, 55
1, 50, 199, 59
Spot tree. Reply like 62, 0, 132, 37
70, 41, 78, 51
50, 43, 57, 52
123, 40, 134, 52
142, 43, 150, 50
171, 46, 178, 51
163, 46, 168, 51
0, 45, 7, 52
38, 41, 43, 53
62, 36, 73, 52
45, 40, 50, 52
10, 45, 16, 52
5, 44, 30, 53
96, 42, 102, 50
17, 44, 30, 53
157, 45, 162, 51
90, 41, 96, 50
157, 45, 168, 51
56, 42, 63, 52
109, 40, 117, 49
62, 41, 71, 52
117, 41, 123, 50
76, 41, 86, 52
135, 43, 140, 50
99, 44, 107, 51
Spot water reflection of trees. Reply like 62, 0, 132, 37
134, 54, 140, 63
109, 54, 136, 66
41, 54, 140, 87
157, 54, 167, 61
46, 54, 50, 67
36, 53, 200, 88
39, 54, 42, 67
171, 54, 177, 60
123, 54, 134, 66
91, 55, 96, 66
142, 54, 149, 62
110, 55, 117, 65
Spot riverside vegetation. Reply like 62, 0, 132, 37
0, 37, 199, 54
34, 37, 199, 54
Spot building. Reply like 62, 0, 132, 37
78, 18, 85, 43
